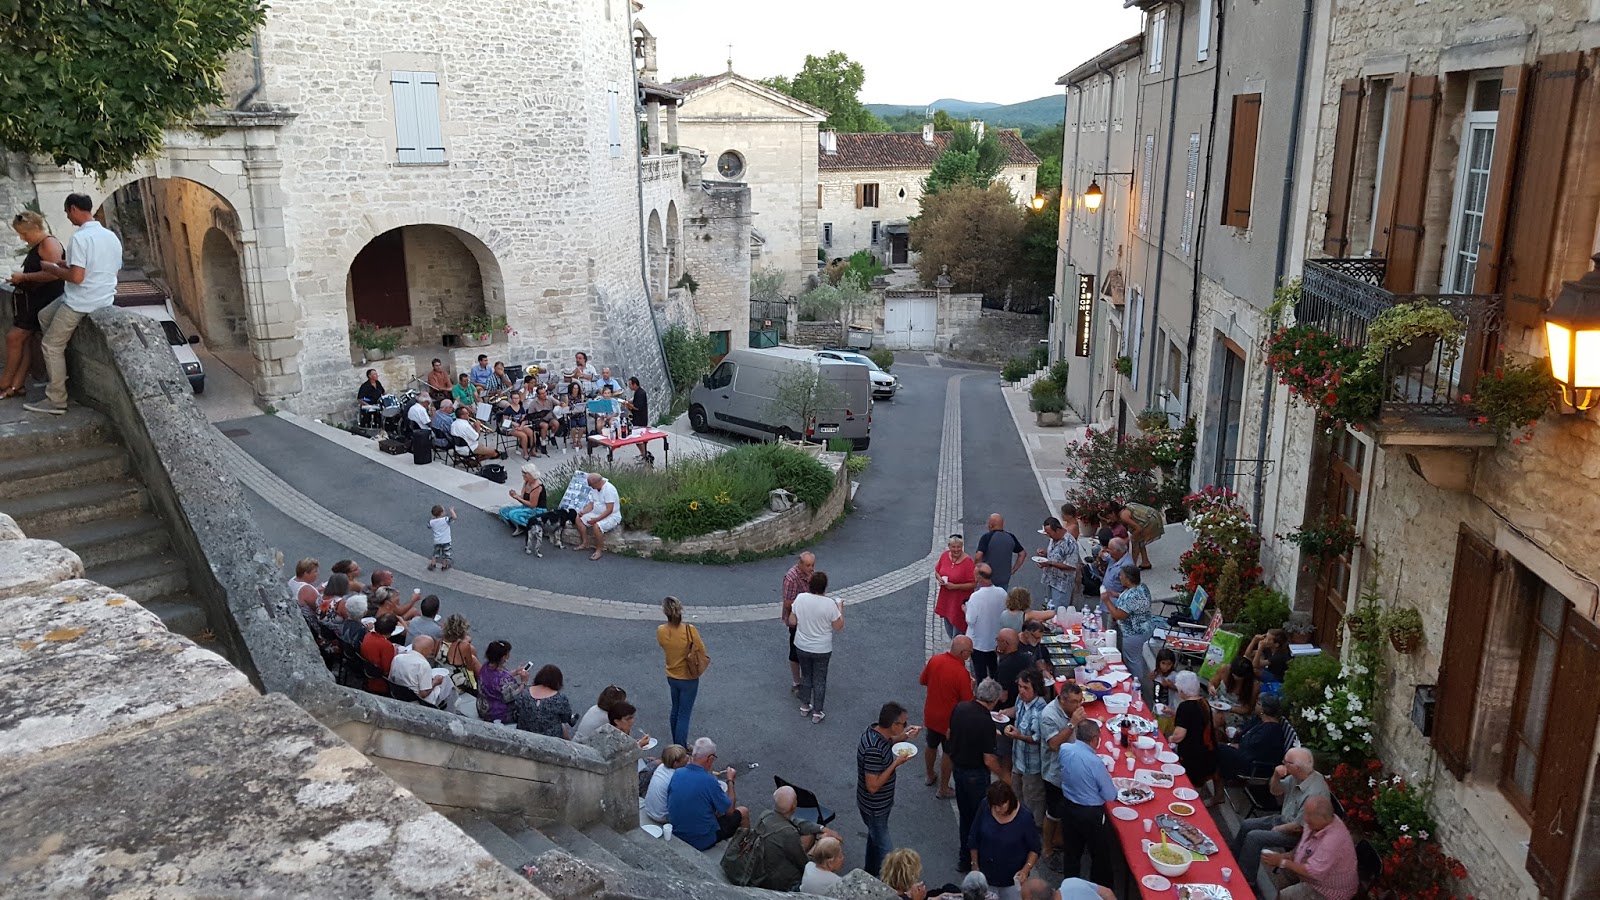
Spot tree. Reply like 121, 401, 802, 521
1, 0, 268, 174
762, 51, 886, 132
922, 122, 1005, 196
909, 183, 1026, 299
768, 363, 848, 440
931, 109, 960, 133
799, 271, 874, 345
1016, 189, 1060, 308
1027, 123, 1064, 190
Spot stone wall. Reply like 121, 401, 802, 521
819, 162, 1040, 263
941, 305, 1047, 364
608, 451, 850, 558
679, 180, 754, 349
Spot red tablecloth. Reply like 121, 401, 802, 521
1081, 669, 1243, 897
586, 428, 670, 463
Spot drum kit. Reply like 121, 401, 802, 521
382, 389, 421, 437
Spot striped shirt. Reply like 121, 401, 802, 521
856, 726, 896, 817
1012, 696, 1048, 775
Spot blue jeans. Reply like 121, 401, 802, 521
953, 767, 992, 863
859, 808, 893, 876
1047, 585, 1076, 609
943, 618, 961, 640
667, 676, 698, 747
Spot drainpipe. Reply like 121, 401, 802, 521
1252, 0, 1317, 528
1145, 0, 1187, 408
1183, 0, 1228, 424
1089, 61, 1115, 421
235, 33, 265, 110
625, 1, 671, 394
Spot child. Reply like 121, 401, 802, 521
427, 505, 458, 571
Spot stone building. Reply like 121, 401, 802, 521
815, 126, 1040, 267
1, 0, 754, 414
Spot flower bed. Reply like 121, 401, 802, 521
1175, 487, 1262, 611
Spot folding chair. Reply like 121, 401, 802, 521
773, 775, 835, 827
1232, 763, 1283, 820
430, 427, 452, 461
449, 435, 482, 470
387, 681, 424, 704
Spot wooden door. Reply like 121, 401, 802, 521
350, 229, 411, 327
1525, 607, 1600, 897
1311, 430, 1364, 651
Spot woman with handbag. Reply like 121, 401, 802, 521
657, 595, 708, 747
3, 211, 65, 399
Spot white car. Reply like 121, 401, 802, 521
115, 281, 205, 393
815, 348, 897, 399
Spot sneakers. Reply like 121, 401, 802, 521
24, 401, 65, 416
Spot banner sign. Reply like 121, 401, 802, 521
1074, 273, 1095, 358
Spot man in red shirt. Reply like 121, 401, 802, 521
781, 552, 816, 694
1263, 794, 1359, 900
359, 613, 401, 695
920, 635, 975, 798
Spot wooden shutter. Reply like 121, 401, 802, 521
854, 184, 864, 209
1221, 94, 1261, 228
1504, 53, 1587, 327
349, 229, 411, 327
1382, 75, 1438, 293
1371, 80, 1410, 259
1433, 526, 1497, 778
1322, 79, 1364, 256
1471, 66, 1528, 293
1525, 608, 1600, 898
391, 71, 445, 164
607, 81, 622, 158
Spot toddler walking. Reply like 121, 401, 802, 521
427, 505, 458, 571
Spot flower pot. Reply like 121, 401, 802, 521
465, 333, 493, 347
1346, 616, 1374, 641
363, 348, 392, 362
1036, 410, 1064, 427
1387, 335, 1438, 370
1289, 628, 1313, 645
1389, 631, 1421, 653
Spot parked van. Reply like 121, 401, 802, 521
688, 346, 872, 449
113, 279, 206, 393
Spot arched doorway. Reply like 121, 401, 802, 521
346, 224, 488, 351
666, 200, 681, 290
646, 210, 665, 304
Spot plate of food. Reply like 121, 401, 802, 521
1168, 801, 1196, 817
1172, 787, 1200, 801
1135, 769, 1176, 788
1157, 750, 1180, 764
1210, 699, 1234, 712
1112, 778, 1155, 805
990, 712, 1011, 724
1155, 814, 1219, 855
1106, 714, 1158, 735
1176, 886, 1234, 900
891, 742, 919, 760
1082, 717, 1103, 731
1141, 874, 1172, 891
1162, 763, 1186, 775
1031, 555, 1051, 563
1111, 806, 1139, 821
638, 737, 659, 751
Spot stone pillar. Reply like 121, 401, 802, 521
646, 101, 662, 156
665, 105, 679, 150
242, 150, 303, 400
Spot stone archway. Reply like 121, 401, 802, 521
666, 200, 681, 288
646, 209, 665, 303
346, 225, 488, 348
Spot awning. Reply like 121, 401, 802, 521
885, 223, 910, 235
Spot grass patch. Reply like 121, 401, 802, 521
846, 454, 869, 476
545, 443, 834, 541
615, 510, 850, 564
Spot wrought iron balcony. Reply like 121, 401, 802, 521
1297, 259, 1505, 426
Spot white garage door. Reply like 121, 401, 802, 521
884, 296, 937, 350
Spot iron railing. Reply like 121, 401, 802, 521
1297, 259, 1504, 418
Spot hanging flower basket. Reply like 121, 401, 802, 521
1382, 606, 1424, 653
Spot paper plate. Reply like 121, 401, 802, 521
1168, 801, 1197, 817
639, 737, 658, 751
1172, 787, 1200, 801
891, 741, 919, 760
990, 712, 1011, 724
1111, 806, 1140, 821
1162, 763, 1187, 775
1031, 555, 1050, 563
640, 822, 664, 838
1142, 874, 1172, 891
1158, 751, 1180, 763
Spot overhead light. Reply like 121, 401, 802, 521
1545, 253, 1600, 411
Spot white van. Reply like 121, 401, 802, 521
114, 279, 206, 393
688, 347, 872, 449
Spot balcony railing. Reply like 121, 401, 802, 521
1298, 258, 1504, 419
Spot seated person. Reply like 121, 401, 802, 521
574, 684, 628, 740
643, 743, 689, 825
406, 394, 434, 434
801, 837, 847, 895
357, 369, 385, 426
562, 381, 589, 436
732, 786, 837, 891
336, 593, 370, 647
431, 399, 457, 434
575, 473, 621, 560
1218, 694, 1294, 780
452, 372, 478, 409
1248, 628, 1293, 682
666, 737, 749, 851
331, 559, 368, 595
372, 585, 421, 622
406, 594, 444, 642
500, 463, 549, 535
527, 383, 559, 453
588, 386, 622, 432
359, 614, 402, 695
594, 365, 623, 395
606, 700, 653, 750
490, 361, 514, 395
389, 634, 460, 712
425, 358, 453, 402
452, 406, 503, 461
500, 391, 539, 459
468, 354, 496, 393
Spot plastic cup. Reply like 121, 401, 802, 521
1125, 757, 1136, 772
1142, 818, 1152, 833
1221, 867, 1232, 883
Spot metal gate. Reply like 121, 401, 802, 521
749, 295, 788, 349
884, 292, 936, 350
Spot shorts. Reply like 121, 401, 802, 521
432, 542, 453, 559
925, 728, 948, 751
1043, 779, 1065, 820
714, 809, 742, 843
582, 511, 622, 533
788, 623, 799, 663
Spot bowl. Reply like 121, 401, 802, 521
1104, 694, 1132, 714
1146, 842, 1193, 877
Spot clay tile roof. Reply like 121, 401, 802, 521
666, 73, 724, 94
817, 130, 1040, 170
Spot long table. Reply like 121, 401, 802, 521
1080, 666, 1243, 898
587, 427, 670, 465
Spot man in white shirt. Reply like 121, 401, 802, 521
451, 407, 501, 461
575, 472, 621, 560
964, 564, 1007, 683
388, 634, 459, 711
407, 395, 434, 433
28, 193, 122, 415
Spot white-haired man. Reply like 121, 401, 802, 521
574, 472, 621, 561
1262, 794, 1359, 900
666, 737, 749, 851
388, 634, 459, 712
734, 786, 841, 891
337, 593, 370, 648
1232, 746, 1330, 885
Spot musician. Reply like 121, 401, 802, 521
490, 361, 514, 394
357, 369, 386, 429
468, 354, 496, 393
425, 358, 453, 402
407, 394, 434, 433
594, 366, 623, 395
528, 383, 559, 454
452, 372, 478, 409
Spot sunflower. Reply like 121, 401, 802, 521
688, 500, 700, 511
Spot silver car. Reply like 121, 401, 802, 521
815, 349, 897, 399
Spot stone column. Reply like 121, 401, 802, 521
646, 100, 662, 156
665, 104, 679, 150
242, 149, 303, 400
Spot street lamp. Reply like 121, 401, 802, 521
1081, 172, 1131, 213
1545, 253, 1600, 411
1030, 193, 1047, 211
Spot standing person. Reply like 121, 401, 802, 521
1037, 683, 1086, 870
621, 376, 654, 463
1096, 538, 1131, 627
920, 636, 975, 800
3, 211, 64, 400
1056, 719, 1117, 887
855, 701, 921, 876
934, 534, 976, 638
574, 472, 621, 560
1105, 567, 1156, 685
1034, 516, 1080, 610
790, 570, 842, 724
657, 596, 706, 747
426, 505, 457, 571
965, 565, 1007, 683
26, 194, 121, 416
1004, 669, 1050, 833
1169, 670, 1222, 806
967, 781, 1040, 900
780, 552, 816, 693
1108, 500, 1164, 570
974, 514, 1026, 589
948, 678, 1007, 873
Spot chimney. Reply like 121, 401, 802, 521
922, 122, 934, 145
819, 130, 837, 155
970, 119, 985, 141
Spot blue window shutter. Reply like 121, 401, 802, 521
391, 71, 422, 163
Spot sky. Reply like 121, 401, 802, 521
635, 0, 1145, 106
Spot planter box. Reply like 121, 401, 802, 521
1036, 411, 1064, 427
462, 334, 494, 348
362, 348, 393, 362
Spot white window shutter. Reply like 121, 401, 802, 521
414, 73, 446, 163
1149, 11, 1165, 74
1182, 133, 1200, 256
392, 70, 445, 164
1198, 0, 1213, 61
607, 81, 622, 158
1138, 133, 1155, 233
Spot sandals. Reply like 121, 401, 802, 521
0, 387, 22, 400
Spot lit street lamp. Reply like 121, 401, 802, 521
1081, 172, 1131, 213
1545, 253, 1600, 411
1031, 193, 1047, 211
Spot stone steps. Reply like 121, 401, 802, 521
86, 552, 192, 605
0, 443, 128, 499
3, 479, 149, 535
0, 407, 112, 460
41, 515, 173, 570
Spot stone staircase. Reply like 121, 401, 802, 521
443, 812, 805, 900
0, 405, 209, 639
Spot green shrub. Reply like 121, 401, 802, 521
846, 249, 888, 284
1001, 358, 1030, 382
1031, 392, 1067, 414
1030, 344, 1049, 371
846, 454, 869, 475
661, 325, 712, 393
1047, 360, 1069, 389
1281, 653, 1343, 733
826, 438, 854, 452
1030, 378, 1061, 400
867, 349, 895, 372
1235, 586, 1292, 641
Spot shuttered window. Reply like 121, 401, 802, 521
1433, 526, 1496, 778
1148, 10, 1165, 74
1221, 93, 1261, 228
391, 71, 446, 164
1322, 79, 1364, 256
1382, 75, 1439, 293
1371, 80, 1409, 260
607, 81, 623, 158
1472, 67, 1527, 293
1197, 0, 1212, 61
1181, 132, 1200, 256
1138, 134, 1155, 233
1503, 52, 1587, 327
1525, 606, 1600, 898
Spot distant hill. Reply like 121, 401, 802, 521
867, 94, 1062, 129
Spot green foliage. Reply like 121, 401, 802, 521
1372, 775, 1439, 849
1136, 407, 1170, 432
1213, 557, 1244, 622
846, 454, 870, 476
673, 271, 699, 294
750, 266, 787, 305
1027, 122, 1064, 190
1380, 606, 1424, 646
922, 149, 981, 196
1264, 324, 1382, 425
1114, 355, 1133, 377
456, 314, 508, 339
911, 183, 1025, 298
1235, 587, 1292, 641
1046, 360, 1069, 389
866, 349, 895, 372
761, 51, 886, 132
1030, 344, 1049, 371
922, 123, 1006, 196
1280, 510, 1359, 561
1362, 301, 1464, 372
349, 321, 402, 354
1030, 391, 1066, 414
1466, 361, 1559, 443
799, 272, 872, 344
543, 444, 833, 541
1280, 653, 1343, 734
1, 0, 268, 173
1018, 190, 1060, 303
1030, 377, 1061, 402
661, 325, 712, 393
1001, 358, 1031, 383
845, 249, 887, 284
768, 363, 848, 432
825, 438, 854, 452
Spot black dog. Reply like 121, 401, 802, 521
524, 508, 578, 557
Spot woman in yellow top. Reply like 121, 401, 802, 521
1109, 501, 1164, 570
657, 596, 707, 747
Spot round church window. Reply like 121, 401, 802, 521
717, 150, 745, 180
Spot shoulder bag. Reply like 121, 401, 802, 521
683, 625, 710, 679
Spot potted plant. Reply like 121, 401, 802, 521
1001, 358, 1030, 383
1464, 361, 1559, 444
1382, 606, 1424, 653
1363, 300, 1464, 371
1114, 355, 1133, 378
1285, 611, 1314, 645
1032, 389, 1067, 426
1136, 406, 1170, 433
1280, 510, 1359, 563
455, 314, 509, 347
349, 320, 402, 361
1265, 324, 1383, 425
